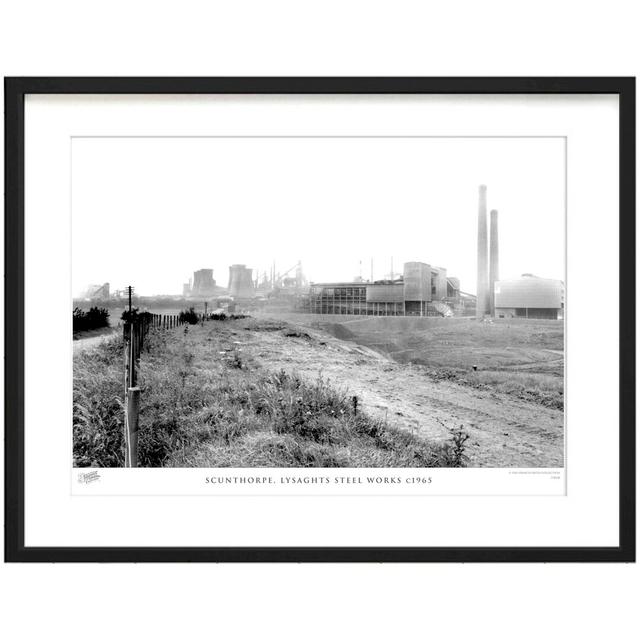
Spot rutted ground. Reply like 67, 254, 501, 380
227, 317, 564, 467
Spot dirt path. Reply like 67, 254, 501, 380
73, 329, 119, 353
237, 323, 564, 467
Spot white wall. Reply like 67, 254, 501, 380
1, 2, 638, 640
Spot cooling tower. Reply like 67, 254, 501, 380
489, 209, 499, 316
228, 264, 255, 299
192, 269, 216, 296
476, 185, 489, 318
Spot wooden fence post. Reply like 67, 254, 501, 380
129, 322, 137, 386
124, 330, 130, 394
125, 386, 141, 468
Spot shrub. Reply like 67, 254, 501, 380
73, 306, 110, 333
121, 307, 139, 323
179, 307, 200, 325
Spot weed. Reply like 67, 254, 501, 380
447, 425, 470, 467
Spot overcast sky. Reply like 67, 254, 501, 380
72, 136, 565, 296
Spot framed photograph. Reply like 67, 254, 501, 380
5, 77, 635, 562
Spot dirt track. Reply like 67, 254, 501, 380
238, 321, 564, 467
73, 329, 119, 352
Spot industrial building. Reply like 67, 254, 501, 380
181, 265, 257, 301
228, 264, 255, 299
184, 268, 217, 297
82, 282, 110, 300
494, 275, 564, 319
300, 262, 463, 316
476, 184, 564, 320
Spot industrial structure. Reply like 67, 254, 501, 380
228, 264, 255, 299
177, 261, 307, 306
81, 282, 110, 301
476, 184, 564, 320
191, 269, 217, 296
489, 208, 499, 316
300, 262, 464, 316
476, 185, 490, 318
182, 269, 225, 298
494, 275, 564, 319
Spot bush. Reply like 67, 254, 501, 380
121, 307, 139, 323
73, 306, 110, 333
179, 307, 200, 325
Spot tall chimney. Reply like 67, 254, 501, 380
489, 209, 499, 316
476, 185, 489, 318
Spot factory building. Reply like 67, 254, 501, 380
494, 275, 564, 319
301, 262, 461, 316
82, 282, 110, 300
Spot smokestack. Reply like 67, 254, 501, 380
476, 185, 489, 318
489, 209, 499, 316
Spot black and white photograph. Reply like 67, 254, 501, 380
5, 77, 632, 565
2, 1, 639, 637
72, 135, 565, 471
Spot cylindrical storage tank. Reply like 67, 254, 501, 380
228, 264, 255, 299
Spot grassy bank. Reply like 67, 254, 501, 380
424, 367, 563, 409
275, 315, 564, 410
73, 321, 465, 468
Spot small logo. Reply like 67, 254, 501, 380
78, 470, 101, 484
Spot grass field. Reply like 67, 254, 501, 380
73, 321, 466, 468
262, 314, 564, 410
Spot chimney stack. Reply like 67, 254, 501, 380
476, 185, 489, 318
489, 209, 499, 316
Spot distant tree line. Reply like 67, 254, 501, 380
73, 307, 110, 333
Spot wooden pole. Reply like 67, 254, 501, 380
125, 387, 141, 468
124, 335, 130, 395
129, 322, 136, 386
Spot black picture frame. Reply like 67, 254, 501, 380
4, 77, 635, 563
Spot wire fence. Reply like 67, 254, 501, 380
122, 309, 210, 467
